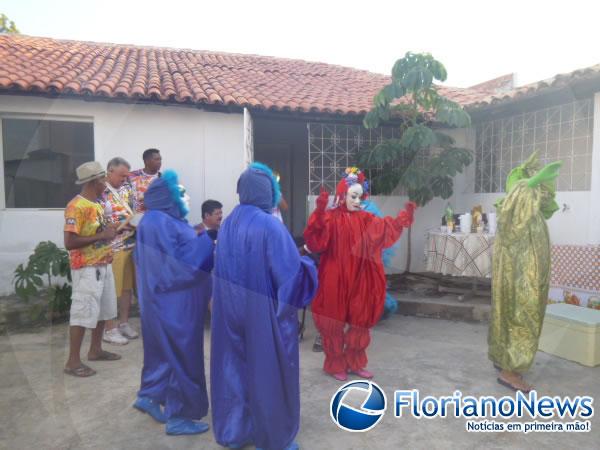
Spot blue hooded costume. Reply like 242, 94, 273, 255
211, 163, 318, 450
133, 170, 215, 433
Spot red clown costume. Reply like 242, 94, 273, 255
304, 167, 416, 381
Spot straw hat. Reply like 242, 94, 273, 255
75, 161, 106, 184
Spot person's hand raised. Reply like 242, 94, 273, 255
397, 201, 417, 227
316, 186, 329, 213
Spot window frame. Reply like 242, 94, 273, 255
473, 99, 594, 194
0, 113, 94, 211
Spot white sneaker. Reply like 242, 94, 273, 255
103, 328, 129, 345
119, 322, 139, 339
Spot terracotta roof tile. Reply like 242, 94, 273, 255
0, 35, 380, 114
3, 34, 597, 116
130, 85, 145, 97
464, 65, 600, 109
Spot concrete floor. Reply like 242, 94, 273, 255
1, 314, 598, 450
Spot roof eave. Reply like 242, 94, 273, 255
0, 89, 382, 123
466, 73, 600, 120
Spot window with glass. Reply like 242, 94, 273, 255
2, 118, 94, 208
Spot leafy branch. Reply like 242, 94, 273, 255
0, 14, 19, 34
358, 52, 473, 272
13, 241, 72, 315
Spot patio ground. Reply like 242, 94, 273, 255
1, 312, 598, 450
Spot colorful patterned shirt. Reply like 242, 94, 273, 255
129, 169, 160, 213
101, 183, 136, 252
64, 195, 112, 270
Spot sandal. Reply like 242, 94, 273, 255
88, 350, 122, 361
64, 364, 96, 377
497, 377, 532, 393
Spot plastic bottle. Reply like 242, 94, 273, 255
445, 203, 454, 232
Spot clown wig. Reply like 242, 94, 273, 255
334, 167, 370, 206
162, 169, 190, 217
248, 162, 282, 209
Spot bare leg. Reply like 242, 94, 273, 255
105, 288, 132, 331
119, 289, 132, 324
65, 326, 86, 369
104, 319, 118, 332
88, 321, 121, 360
88, 320, 106, 358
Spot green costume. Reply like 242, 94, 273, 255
488, 152, 561, 373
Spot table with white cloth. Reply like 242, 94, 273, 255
424, 230, 495, 298
425, 230, 495, 302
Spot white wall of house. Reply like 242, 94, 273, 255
588, 92, 600, 245
307, 108, 599, 274
0, 95, 244, 295
2, 93, 598, 295
402, 107, 599, 270
452, 105, 600, 247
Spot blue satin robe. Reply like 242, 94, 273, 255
134, 210, 214, 420
211, 204, 318, 450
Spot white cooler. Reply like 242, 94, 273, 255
539, 303, 600, 367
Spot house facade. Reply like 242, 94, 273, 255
461, 74, 600, 306
0, 34, 598, 303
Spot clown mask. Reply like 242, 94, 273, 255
346, 183, 363, 211
178, 184, 190, 211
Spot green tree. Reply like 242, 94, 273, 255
0, 13, 19, 34
359, 52, 473, 272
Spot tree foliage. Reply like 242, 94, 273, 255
358, 52, 473, 205
0, 14, 19, 34
358, 53, 473, 273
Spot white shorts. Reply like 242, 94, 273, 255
69, 265, 117, 329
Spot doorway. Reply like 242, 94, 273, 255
253, 118, 308, 238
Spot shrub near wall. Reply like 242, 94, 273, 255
13, 241, 72, 320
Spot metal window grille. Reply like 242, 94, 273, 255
474, 98, 593, 193
308, 123, 407, 195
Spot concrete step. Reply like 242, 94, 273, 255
387, 272, 491, 322
393, 292, 491, 322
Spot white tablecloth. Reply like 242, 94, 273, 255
425, 231, 495, 278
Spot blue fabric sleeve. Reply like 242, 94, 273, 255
266, 220, 318, 310
135, 212, 214, 294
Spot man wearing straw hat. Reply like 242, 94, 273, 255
63, 161, 120, 377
